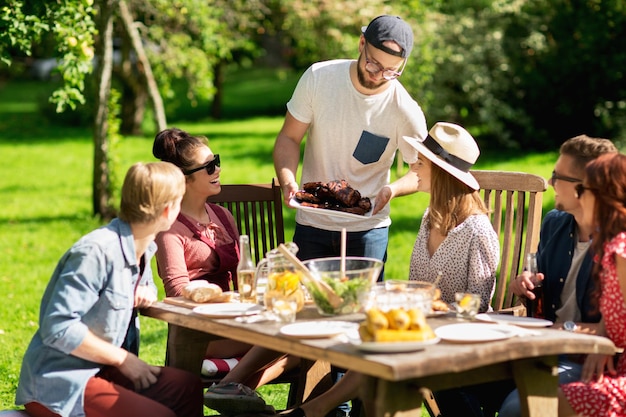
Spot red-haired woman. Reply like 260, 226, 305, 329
559, 152, 626, 416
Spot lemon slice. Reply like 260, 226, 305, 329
459, 294, 474, 308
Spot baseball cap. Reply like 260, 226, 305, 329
361, 15, 414, 58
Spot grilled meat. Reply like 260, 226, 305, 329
296, 180, 371, 216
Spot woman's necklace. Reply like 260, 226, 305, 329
195, 207, 212, 228
194, 208, 219, 240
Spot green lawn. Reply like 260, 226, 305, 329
0, 78, 560, 414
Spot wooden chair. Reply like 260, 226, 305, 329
424, 170, 548, 417
167, 178, 329, 410
471, 170, 549, 313
207, 178, 285, 264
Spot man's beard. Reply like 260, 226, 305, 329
356, 60, 388, 91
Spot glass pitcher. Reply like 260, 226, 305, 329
255, 242, 305, 312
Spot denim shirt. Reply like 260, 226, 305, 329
538, 209, 600, 323
16, 218, 158, 417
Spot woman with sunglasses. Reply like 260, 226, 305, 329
152, 128, 253, 376
558, 152, 626, 416
154, 128, 299, 415
153, 127, 238, 295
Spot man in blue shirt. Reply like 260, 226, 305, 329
498, 134, 617, 417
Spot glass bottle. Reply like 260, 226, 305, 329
237, 235, 257, 303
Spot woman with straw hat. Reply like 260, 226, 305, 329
281, 123, 501, 417
403, 121, 499, 313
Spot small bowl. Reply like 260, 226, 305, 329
373, 280, 435, 314
302, 257, 383, 315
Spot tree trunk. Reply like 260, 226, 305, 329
92, 0, 117, 219
117, 27, 147, 135
118, 0, 166, 132
120, 85, 147, 135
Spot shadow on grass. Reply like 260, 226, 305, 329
0, 111, 90, 144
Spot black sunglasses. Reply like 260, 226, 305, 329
183, 154, 220, 176
574, 183, 593, 199
550, 170, 582, 184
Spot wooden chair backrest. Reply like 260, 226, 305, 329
207, 178, 285, 264
471, 170, 548, 311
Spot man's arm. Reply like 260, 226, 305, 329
372, 161, 420, 214
72, 330, 161, 391
273, 111, 310, 205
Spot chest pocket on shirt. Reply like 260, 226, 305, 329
353, 131, 390, 164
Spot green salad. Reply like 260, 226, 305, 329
308, 276, 371, 315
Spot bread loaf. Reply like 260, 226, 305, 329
182, 281, 223, 303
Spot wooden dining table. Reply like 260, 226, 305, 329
141, 299, 616, 417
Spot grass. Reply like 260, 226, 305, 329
0, 77, 561, 414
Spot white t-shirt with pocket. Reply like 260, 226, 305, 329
287, 59, 428, 231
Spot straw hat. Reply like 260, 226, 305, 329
403, 122, 480, 190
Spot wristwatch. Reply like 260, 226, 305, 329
563, 321, 578, 332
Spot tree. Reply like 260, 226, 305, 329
504, 0, 626, 147
1, 0, 269, 216
113, 0, 269, 130
1, 1, 96, 112
403, 0, 626, 150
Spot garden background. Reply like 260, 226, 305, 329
2, 0, 625, 413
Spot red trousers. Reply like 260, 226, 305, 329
25, 366, 203, 417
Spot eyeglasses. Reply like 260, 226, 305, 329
183, 154, 220, 176
574, 183, 593, 199
362, 42, 406, 80
550, 170, 582, 185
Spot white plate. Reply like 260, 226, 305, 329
475, 313, 553, 328
192, 303, 264, 318
353, 337, 440, 353
435, 323, 518, 343
427, 310, 453, 318
279, 321, 359, 339
289, 198, 372, 220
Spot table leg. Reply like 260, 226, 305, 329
362, 376, 424, 417
512, 356, 559, 417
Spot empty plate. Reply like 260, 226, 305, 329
475, 313, 553, 328
192, 303, 264, 318
280, 321, 359, 339
435, 323, 518, 343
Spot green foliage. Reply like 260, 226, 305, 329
0, 1, 48, 65
276, 1, 427, 67
501, 0, 626, 147
4, 0, 626, 150
0, 0, 96, 111
404, 0, 626, 150
129, 0, 269, 113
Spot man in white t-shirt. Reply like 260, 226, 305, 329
273, 15, 428, 275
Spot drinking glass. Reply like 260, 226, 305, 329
455, 292, 480, 319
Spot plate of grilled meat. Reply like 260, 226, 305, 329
290, 179, 373, 219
